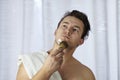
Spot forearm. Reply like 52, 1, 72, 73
32, 67, 52, 80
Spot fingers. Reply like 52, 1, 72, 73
55, 52, 64, 65
48, 48, 64, 66
58, 57, 63, 65
50, 50, 64, 64
51, 48, 64, 56
55, 52, 63, 58
55, 53, 63, 66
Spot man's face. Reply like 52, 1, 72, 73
55, 16, 84, 48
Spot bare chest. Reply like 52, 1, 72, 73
62, 73, 84, 80
59, 67, 85, 80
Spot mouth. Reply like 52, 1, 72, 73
63, 35, 70, 40
65, 37, 70, 41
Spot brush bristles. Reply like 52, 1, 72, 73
59, 41, 68, 49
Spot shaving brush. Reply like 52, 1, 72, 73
57, 39, 68, 49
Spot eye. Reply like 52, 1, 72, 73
73, 27, 79, 32
62, 25, 67, 29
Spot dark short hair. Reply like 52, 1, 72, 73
57, 10, 90, 40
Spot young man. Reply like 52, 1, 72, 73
16, 10, 95, 80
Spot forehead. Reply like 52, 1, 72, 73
61, 16, 84, 28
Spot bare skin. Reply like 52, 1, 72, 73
16, 16, 95, 80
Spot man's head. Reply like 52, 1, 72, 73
57, 10, 90, 40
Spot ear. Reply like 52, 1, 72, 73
78, 39, 84, 45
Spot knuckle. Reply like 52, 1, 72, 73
50, 54, 54, 57
53, 56, 57, 60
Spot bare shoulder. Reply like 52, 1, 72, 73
79, 62, 96, 80
16, 63, 30, 80
71, 58, 95, 80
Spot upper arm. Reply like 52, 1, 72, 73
16, 63, 30, 80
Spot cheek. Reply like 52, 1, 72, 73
72, 33, 81, 39
57, 30, 64, 36
72, 35, 81, 43
55, 30, 62, 38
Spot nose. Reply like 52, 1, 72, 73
65, 27, 72, 36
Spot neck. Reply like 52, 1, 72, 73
62, 48, 75, 63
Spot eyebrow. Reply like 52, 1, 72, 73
62, 22, 81, 30
62, 22, 69, 24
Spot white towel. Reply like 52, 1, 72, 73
18, 51, 62, 80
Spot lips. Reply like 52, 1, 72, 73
63, 35, 70, 40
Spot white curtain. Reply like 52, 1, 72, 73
0, 0, 119, 80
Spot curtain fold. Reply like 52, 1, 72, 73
0, 0, 24, 80
94, 0, 109, 80
118, 0, 120, 79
